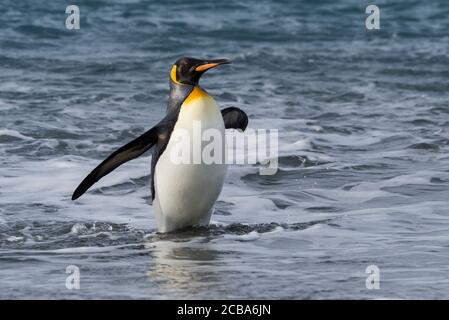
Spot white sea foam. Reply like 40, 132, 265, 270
51, 246, 114, 254
6, 236, 24, 242
0, 129, 34, 140
222, 231, 260, 242
0, 82, 32, 93
0, 99, 17, 111
0, 154, 154, 228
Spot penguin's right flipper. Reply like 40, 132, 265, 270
71, 126, 159, 200
221, 107, 248, 131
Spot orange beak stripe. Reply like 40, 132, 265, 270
195, 63, 219, 72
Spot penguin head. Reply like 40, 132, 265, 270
170, 57, 231, 86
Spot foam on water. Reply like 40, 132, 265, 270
0, 129, 34, 140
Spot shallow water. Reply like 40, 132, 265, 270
1, 0, 449, 299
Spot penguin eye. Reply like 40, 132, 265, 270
181, 63, 198, 80
188, 65, 197, 73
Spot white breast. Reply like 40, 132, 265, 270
153, 88, 227, 232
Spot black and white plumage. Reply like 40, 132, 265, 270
72, 57, 248, 232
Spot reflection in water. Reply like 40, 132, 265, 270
145, 237, 221, 294
143, 221, 327, 294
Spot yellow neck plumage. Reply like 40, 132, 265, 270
170, 65, 181, 84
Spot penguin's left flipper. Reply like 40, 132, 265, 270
221, 107, 248, 131
71, 126, 159, 200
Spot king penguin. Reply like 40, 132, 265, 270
71, 57, 248, 233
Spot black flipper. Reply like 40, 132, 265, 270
71, 126, 159, 200
221, 107, 248, 131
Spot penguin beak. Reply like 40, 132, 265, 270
194, 59, 231, 72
